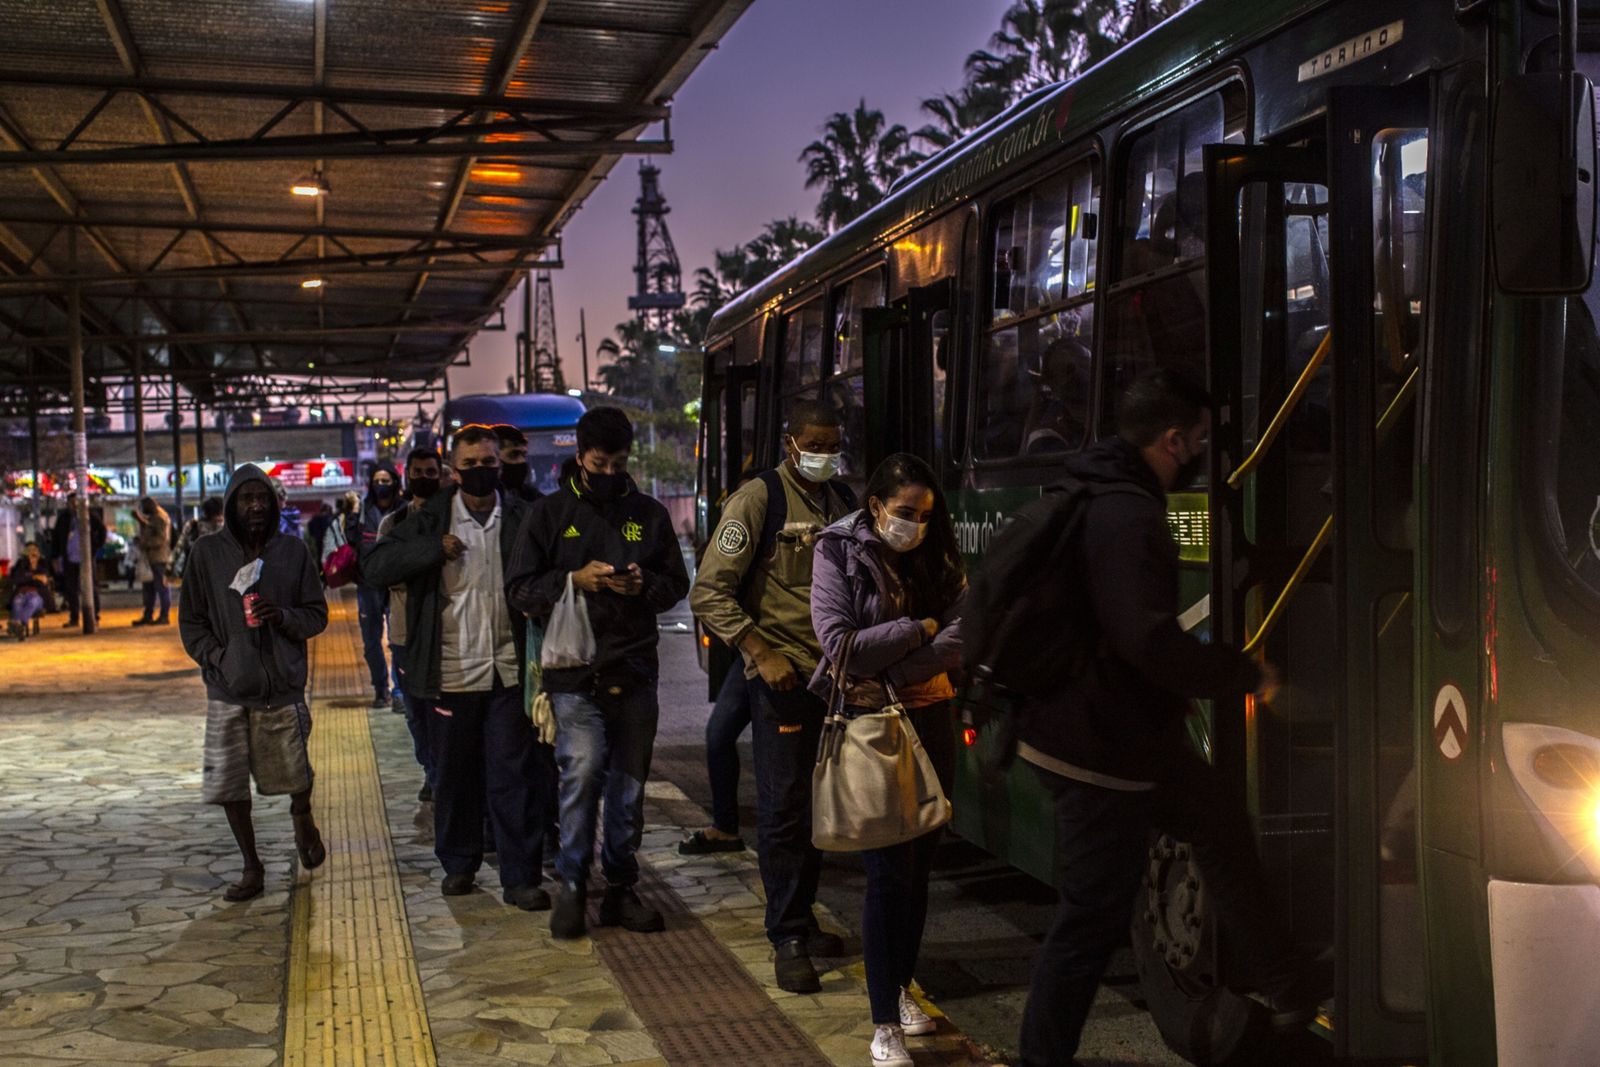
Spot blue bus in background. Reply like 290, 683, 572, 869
440, 393, 585, 496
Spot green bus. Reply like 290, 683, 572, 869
695, 0, 1600, 1061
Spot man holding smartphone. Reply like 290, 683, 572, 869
506, 407, 690, 940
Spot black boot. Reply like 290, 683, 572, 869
598, 884, 664, 933
774, 938, 820, 993
550, 881, 587, 940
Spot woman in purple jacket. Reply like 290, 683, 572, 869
808, 452, 965, 1067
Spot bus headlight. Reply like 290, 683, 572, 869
1503, 723, 1600, 879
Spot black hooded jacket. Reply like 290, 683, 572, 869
505, 458, 689, 693
1018, 437, 1261, 783
356, 461, 402, 588
178, 464, 329, 706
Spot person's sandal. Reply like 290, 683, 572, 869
678, 829, 746, 856
224, 867, 265, 902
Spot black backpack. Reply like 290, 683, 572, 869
960, 476, 1144, 778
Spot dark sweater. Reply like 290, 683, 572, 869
1018, 437, 1260, 783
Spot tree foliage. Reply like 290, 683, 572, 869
799, 100, 919, 231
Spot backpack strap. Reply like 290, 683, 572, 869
828, 478, 858, 513
754, 468, 787, 563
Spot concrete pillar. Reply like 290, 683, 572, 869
132, 346, 148, 498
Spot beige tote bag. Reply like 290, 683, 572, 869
811, 635, 952, 852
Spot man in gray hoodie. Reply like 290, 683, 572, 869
180, 464, 330, 901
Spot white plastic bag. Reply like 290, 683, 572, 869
541, 573, 595, 670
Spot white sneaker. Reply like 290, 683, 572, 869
898, 987, 936, 1036
870, 1024, 913, 1067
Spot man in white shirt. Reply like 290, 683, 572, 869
365, 426, 550, 910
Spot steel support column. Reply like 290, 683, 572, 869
68, 226, 94, 635
132, 345, 147, 497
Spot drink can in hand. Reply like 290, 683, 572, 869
243, 591, 262, 628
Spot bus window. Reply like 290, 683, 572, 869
1372, 129, 1427, 553
976, 158, 1100, 460
833, 269, 886, 376
1104, 90, 1244, 410
1559, 298, 1600, 591
780, 299, 825, 396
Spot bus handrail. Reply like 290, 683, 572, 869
1241, 362, 1419, 655
1243, 514, 1334, 655
1227, 330, 1332, 489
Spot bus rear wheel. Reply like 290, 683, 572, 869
1130, 834, 1260, 1065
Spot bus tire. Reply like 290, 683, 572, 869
1130, 833, 1259, 1065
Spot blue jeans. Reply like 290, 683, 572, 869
705, 668, 752, 835
141, 562, 170, 620
748, 675, 826, 947
860, 702, 955, 1023
356, 585, 392, 697
430, 681, 550, 889
10, 590, 43, 626
550, 685, 660, 888
392, 646, 433, 789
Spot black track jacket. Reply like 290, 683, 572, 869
505, 458, 689, 693
1017, 437, 1261, 784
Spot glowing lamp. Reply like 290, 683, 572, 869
962, 727, 978, 747
291, 173, 329, 197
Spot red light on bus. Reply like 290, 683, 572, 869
700, 634, 711, 649
962, 727, 978, 747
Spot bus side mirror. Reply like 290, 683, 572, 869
1492, 72, 1598, 294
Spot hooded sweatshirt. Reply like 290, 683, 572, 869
178, 464, 329, 707
356, 462, 402, 587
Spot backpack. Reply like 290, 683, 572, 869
960, 476, 1144, 779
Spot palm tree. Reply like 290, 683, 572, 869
964, 0, 1196, 108
799, 100, 918, 231
912, 84, 1010, 159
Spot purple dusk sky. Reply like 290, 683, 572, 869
449, 0, 1014, 400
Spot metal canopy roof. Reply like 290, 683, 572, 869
0, 0, 750, 412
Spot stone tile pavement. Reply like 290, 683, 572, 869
0, 594, 1001, 1066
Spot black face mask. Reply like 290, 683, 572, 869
500, 461, 530, 492
408, 476, 441, 500
373, 483, 396, 503
1172, 449, 1205, 491
583, 469, 628, 502
457, 465, 500, 498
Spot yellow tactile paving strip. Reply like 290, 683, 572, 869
282, 701, 436, 1066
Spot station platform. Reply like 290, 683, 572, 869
0, 590, 997, 1067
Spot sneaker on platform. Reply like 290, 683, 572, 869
369, 692, 389, 709
390, 694, 407, 716
774, 938, 820, 993
503, 884, 551, 912
869, 1025, 913, 1067
898, 988, 935, 1036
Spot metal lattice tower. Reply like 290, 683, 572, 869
530, 271, 564, 392
627, 163, 685, 332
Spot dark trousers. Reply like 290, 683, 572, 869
749, 675, 826, 947
140, 561, 170, 620
431, 680, 549, 890
860, 701, 956, 1023
1018, 750, 1299, 1066
393, 647, 433, 790
356, 585, 391, 697
60, 562, 99, 623
706, 668, 752, 835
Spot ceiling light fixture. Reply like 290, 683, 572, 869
301, 278, 324, 289
291, 172, 329, 197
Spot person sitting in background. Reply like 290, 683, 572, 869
131, 496, 173, 627
6, 541, 54, 640
809, 453, 966, 1067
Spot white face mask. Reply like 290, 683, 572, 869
790, 439, 842, 483
874, 508, 927, 552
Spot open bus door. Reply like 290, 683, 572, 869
1136, 88, 1430, 1066
696, 360, 759, 693
861, 279, 953, 469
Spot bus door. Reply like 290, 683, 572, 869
695, 359, 758, 691
861, 280, 953, 470
1201, 85, 1430, 1062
